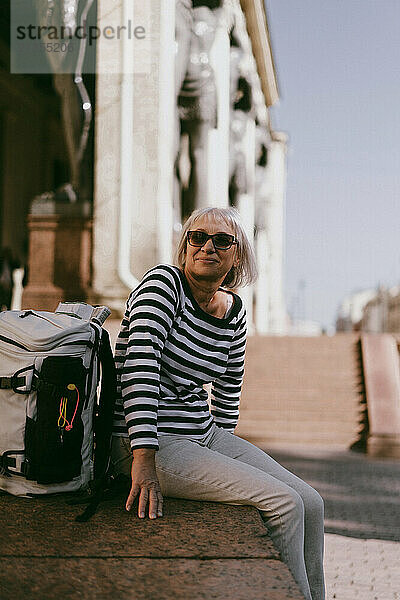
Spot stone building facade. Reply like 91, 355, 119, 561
1, 1, 287, 334
336, 286, 400, 334
361, 287, 400, 334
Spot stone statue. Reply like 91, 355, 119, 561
175, 0, 193, 97
34, 0, 93, 197
228, 35, 253, 206
35, 0, 79, 72
174, 0, 194, 228
177, 1, 223, 215
178, 3, 220, 128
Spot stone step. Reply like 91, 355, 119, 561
241, 390, 362, 402
244, 378, 360, 387
237, 418, 360, 433
239, 409, 363, 422
236, 426, 359, 446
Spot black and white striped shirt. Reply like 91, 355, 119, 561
113, 264, 247, 450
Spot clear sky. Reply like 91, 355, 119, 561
265, 0, 400, 330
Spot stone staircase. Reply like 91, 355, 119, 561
105, 320, 365, 452
236, 334, 363, 450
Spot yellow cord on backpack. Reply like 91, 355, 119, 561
58, 397, 68, 429
58, 384, 80, 431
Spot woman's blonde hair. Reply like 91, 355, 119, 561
175, 207, 258, 289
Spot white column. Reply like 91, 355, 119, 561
237, 118, 256, 332
93, 1, 169, 314
156, 1, 176, 264
208, 11, 231, 207
266, 133, 287, 334
255, 230, 269, 333
92, 0, 129, 313
118, 0, 139, 292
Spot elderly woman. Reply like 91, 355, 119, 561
111, 207, 325, 600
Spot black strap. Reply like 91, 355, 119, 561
75, 328, 117, 522
94, 328, 117, 480
0, 376, 24, 390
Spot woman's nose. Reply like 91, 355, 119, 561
202, 238, 216, 251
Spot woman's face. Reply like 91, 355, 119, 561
184, 215, 239, 284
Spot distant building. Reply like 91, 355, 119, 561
336, 288, 377, 332
336, 286, 400, 334
361, 286, 400, 334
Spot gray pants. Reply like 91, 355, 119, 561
112, 423, 325, 600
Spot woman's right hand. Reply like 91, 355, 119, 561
126, 448, 163, 519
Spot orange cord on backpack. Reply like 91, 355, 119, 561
58, 383, 80, 431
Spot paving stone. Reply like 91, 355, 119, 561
268, 448, 400, 600
268, 448, 400, 542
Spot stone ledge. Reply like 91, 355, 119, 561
1, 558, 304, 600
0, 493, 304, 599
361, 334, 400, 458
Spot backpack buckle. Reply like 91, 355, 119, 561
0, 369, 35, 394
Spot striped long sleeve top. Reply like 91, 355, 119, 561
113, 264, 247, 450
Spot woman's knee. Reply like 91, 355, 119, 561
303, 486, 324, 520
260, 485, 305, 524
287, 488, 306, 520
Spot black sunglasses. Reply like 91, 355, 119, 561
187, 231, 238, 250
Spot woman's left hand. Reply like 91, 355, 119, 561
126, 448, 163, 519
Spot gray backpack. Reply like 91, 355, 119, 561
0, 303, 116, 514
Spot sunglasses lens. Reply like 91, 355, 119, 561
189, 231, 208, 246
213, 234, 233, 249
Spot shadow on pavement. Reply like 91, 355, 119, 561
267, 448, 400, 542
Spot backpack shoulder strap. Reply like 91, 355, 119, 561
75, 327, 116, 522
94, 328, 117, 480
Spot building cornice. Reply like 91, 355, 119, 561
239, 0, 279, 106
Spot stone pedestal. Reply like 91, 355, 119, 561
22, 203, 92, 311
368, 434, 400, 459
